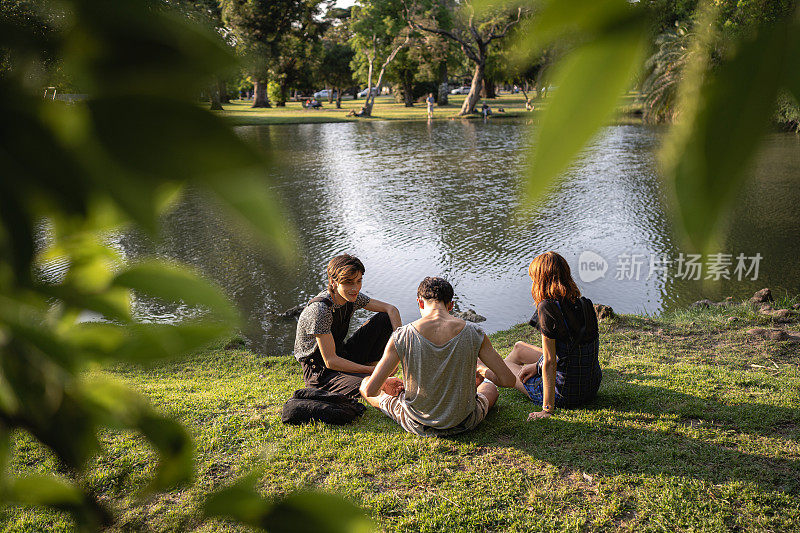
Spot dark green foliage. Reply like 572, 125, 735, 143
641, 0, 699, 32
0, 0, 340, 530
774, 91, 800, 132
641, 23, 693, 124
205, 479, 372, 532
503, 0, 800, 251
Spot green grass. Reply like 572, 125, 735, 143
216, 94, 531, 126
3, 303, 799, 532
217, 92, 643, 126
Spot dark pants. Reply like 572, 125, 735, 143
301, 312, 393, 399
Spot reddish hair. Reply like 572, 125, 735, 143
528, 251, 580, 303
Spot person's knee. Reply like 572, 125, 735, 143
478, 382, 499, 407
508, 341, 526, 361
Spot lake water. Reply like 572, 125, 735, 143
115, 119, 800, 355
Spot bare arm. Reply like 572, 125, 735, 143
360, 338, 402, 399
476, 335, 516, 388
528, 335, 557, 420
363, 298, 402, 330
315, 333, 376, 374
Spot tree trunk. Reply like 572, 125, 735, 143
362, 35, 409, 117
335, 87, 342, 109
460, 61, 484, 115
218, 79, 230, 103
275, 78, 288, 107
209, 83, 223, 111
402, 71, 414, 107
363, 55, 376, 115
437, 62, 448, 106
363, 72, 382, 116
252, 80, 271, 108
481, 75, 496, 98
520, 85, 530, 103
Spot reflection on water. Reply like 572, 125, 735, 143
115, 121, 800, 355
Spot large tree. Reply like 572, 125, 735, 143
407, 21, 454, 105
319, 41, 355, 108
270, 0, 330, 105
220, 0, 305, 107
350, 0, 411, 116
406, 0, 524, 115
313, 7, 355, 108
177, 0, 232, 110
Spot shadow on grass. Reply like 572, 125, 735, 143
489, 370, 798, 492
356, 368, 800, 494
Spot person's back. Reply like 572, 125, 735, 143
412, 312, 464, 345
359, 277, 516, 436
394, 318, 483, 428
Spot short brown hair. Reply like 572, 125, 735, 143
528, 251, 580, 303
327, 254, 365, 293
416, 277, 454, 304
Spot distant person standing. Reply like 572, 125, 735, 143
426, 93, 435, 119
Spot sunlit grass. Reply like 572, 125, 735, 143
215, 92, 643, 126
217, 94, 532, 125
4, 305, 799, 531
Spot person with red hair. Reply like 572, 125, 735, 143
480, 251, 602, 419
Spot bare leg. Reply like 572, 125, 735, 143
477, 380, 499, 408
506, 341, 543, 365
482, 342, 543, 398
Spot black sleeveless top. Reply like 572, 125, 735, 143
529, 297, 602, 407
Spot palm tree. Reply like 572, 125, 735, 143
641, 23, 694, 124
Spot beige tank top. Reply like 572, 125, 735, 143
392, 321, 485, 429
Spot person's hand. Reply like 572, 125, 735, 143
518, 363, 538, 383
381, 377, 404, 397
475, 368, 484, 388
527, 410, 552, 421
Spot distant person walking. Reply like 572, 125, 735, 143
426, 93, 435, 119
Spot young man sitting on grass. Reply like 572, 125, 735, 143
360, 277, 516, 436
293, 254, 402, 400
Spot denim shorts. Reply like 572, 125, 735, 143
523, 375, 544, 403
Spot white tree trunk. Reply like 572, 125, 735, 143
460, 62, 484, 115
362, 35, 409, 116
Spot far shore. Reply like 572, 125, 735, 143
214, 93, 644, 126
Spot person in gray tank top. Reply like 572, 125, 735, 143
360, 277, 516, 436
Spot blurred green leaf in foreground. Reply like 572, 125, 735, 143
0, 0, 359, 530
499, 0, 800, 252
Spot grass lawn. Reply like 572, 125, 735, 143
216, 92, 643, 126
216, 94, 532, 126
3, 301, 799, 531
